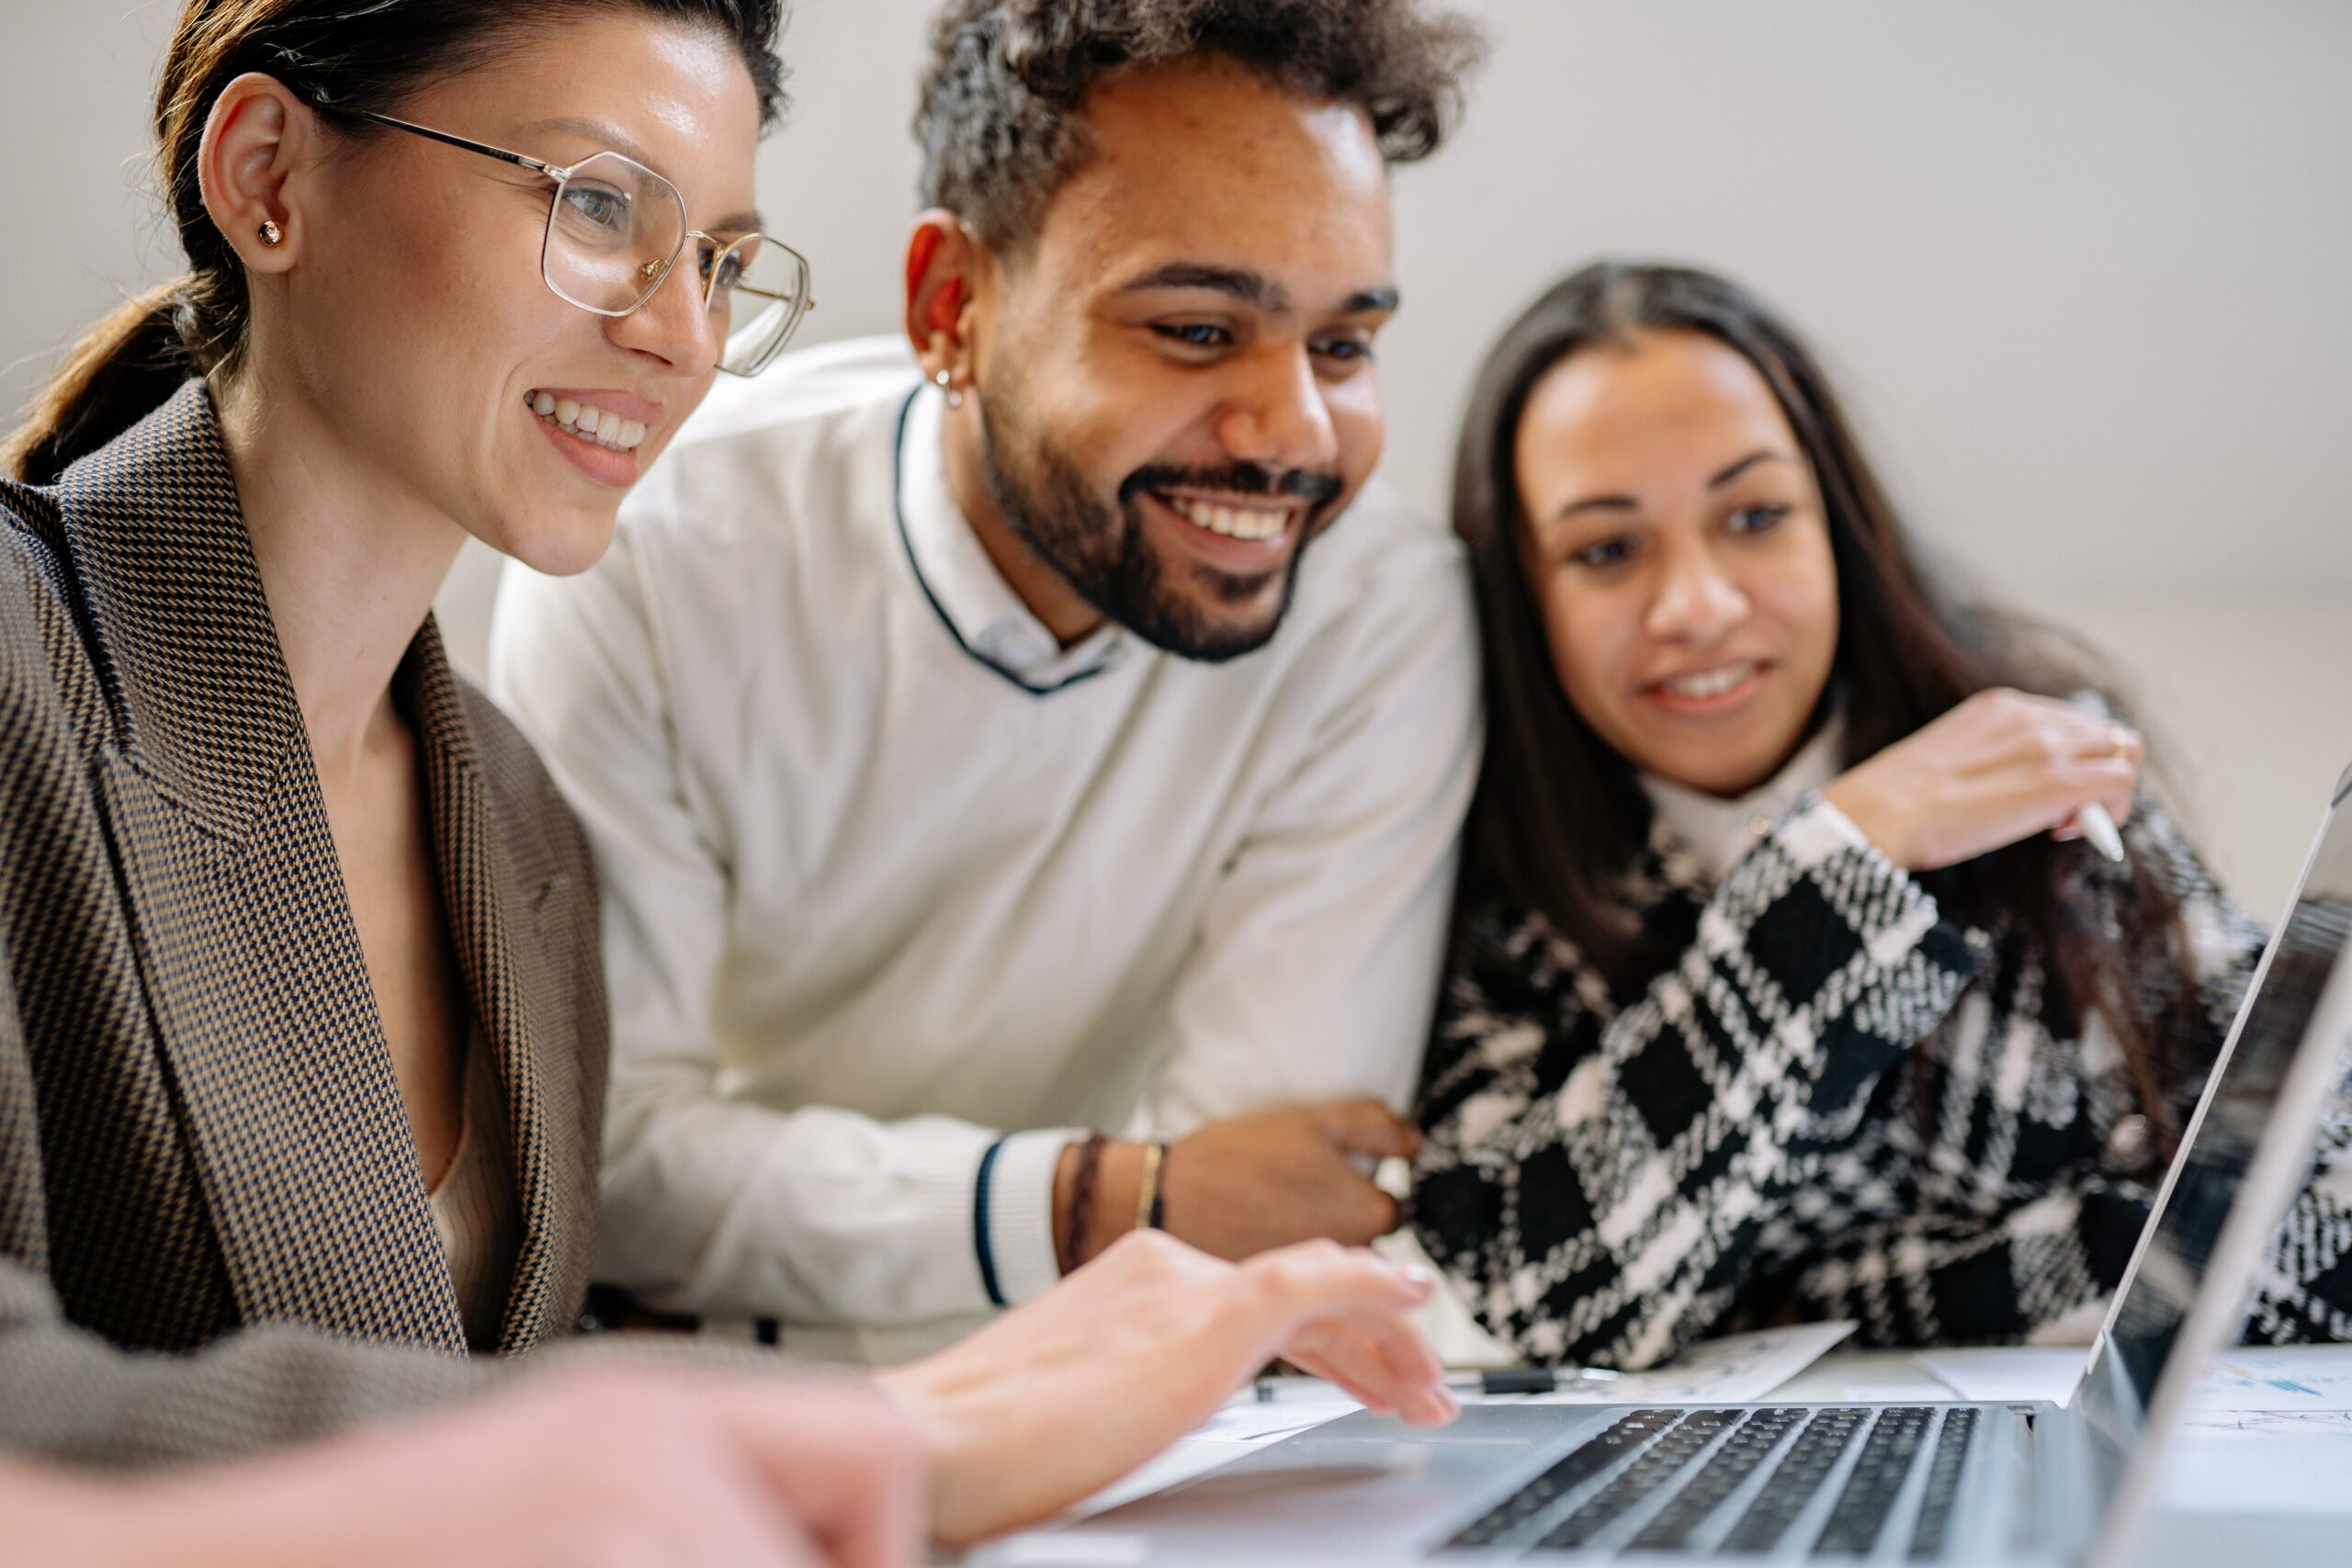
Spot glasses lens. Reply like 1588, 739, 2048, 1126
707, 235, 811, 377
543, 152, 687, 314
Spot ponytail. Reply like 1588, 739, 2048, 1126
4, 280, 207, 485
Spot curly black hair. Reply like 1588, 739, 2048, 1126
915, 0, 1485, 254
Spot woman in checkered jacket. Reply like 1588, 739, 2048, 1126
1412, 262, 2352, 1369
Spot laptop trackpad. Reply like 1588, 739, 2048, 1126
1062, 1405, 1614, 1556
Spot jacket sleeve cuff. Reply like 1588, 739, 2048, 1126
1726, 792, 1949, 967
978, 1128, 1084, 1307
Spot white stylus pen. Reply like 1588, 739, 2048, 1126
2077, 801, 2127, 864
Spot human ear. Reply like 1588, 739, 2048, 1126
197, 73, 321, 276
902, 209, 987, 394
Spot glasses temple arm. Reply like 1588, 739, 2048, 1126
338, 107, 566, 178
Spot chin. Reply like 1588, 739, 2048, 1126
1635, 739, 1781, 798
488, 504, 619, 578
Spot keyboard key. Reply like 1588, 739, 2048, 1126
1442, 1410, 1680, 1550
1717, 1410, 1869, 1554
1813, 1408, 1933, 1555
1532, 1410, 1737, 1551
1625, 1409, 1806, 1551
1907, 1409, 1977, 1558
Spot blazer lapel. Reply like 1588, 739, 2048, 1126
399, 624, 585, 1351
59, 383, 466, 1352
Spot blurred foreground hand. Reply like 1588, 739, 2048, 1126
6, 1368, 922, 1568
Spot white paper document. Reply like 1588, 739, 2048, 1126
2154, 1346, 2352, 1516
2185, 1345, 2352, 1412
1501, 1321, 1858, 1406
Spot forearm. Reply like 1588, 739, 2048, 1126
599, 1079, 1082, 1322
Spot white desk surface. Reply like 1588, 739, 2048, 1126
1069, 1348, 2352, 1564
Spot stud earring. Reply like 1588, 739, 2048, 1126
934, 367, 965, 411
256, 220, 284, 247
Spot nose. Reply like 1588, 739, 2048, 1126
605, 251, 721, 378
1213, 344, 1340, 476
1645, 535, 1749, 648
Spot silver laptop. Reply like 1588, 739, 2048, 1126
1038, 764, 2352, 1566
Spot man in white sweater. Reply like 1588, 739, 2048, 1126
489, 0, 1485, 1359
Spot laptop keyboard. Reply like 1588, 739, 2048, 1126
1441, 1404, 1980, 1558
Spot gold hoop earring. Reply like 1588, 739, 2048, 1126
257, 220, 284, 247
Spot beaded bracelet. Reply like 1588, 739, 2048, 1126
1063, 1134, 1106, 1272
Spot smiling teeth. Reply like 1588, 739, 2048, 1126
527, 391, 647, 453
1167, 495, 1289, 542
1663, 662, 1757, 699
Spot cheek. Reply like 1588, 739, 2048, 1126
303, 204, 569, 428
1327, 376, 1385, 481
1756, 537, 1841, 672
1539, 579, 1635, 727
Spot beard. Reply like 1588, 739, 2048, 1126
974, 371, 1343, 664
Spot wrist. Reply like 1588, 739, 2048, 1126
870, 1361, 960, 1542
1091, 1140, 1146, 1260
1052, 1138, 1147, 1271
1820, 776, 1909, 868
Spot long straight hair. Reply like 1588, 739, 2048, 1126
4, 0, 788, 487
1453, 262, 2201, 1143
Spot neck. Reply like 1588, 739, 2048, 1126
211, 369, 469, 776
938, 394, 1105, 648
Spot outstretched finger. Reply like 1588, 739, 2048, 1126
1288, 1312, 1453, 1426
1281, 1337, 1398, 1416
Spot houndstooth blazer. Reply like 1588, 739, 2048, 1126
0, 383, 611, 1461
1413, 792, 2352, 1370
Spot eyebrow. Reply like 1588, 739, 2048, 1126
1544, 448, 1796, 525
1709, 448, 1792, 487
1117, 264, 1399, 319
526, 115, 647, 161
522, 116, 764, 234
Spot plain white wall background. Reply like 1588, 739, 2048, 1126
4, 0, 2347, 919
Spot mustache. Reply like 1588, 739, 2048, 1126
1121, 462, 1344, 511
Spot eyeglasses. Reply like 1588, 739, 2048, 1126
338, 108, 812, 378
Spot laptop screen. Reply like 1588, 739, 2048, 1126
2086, 773, 2352, 1442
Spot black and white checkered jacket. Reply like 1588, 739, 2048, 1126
1413, 793, 2352, 1369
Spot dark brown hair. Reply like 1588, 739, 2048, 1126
1453, 261, 2203, 1144
5, 0, 788, 486
914, 0, 1484, 254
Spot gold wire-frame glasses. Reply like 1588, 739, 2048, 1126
336, 107, 813, 378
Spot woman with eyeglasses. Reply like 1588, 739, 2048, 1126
0, 0, 1452, 1554
1411, 261, 2352, 1370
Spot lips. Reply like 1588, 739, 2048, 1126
1159, 491, 1296, 543
526, 388, 660, 488
525, 386, 666, 452
1656, 660, 1758, 699
1643, 659, 1770, 716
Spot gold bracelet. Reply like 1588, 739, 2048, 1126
1135, 1140, 1166, 1233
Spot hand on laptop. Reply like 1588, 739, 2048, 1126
1821, 688, 2143, 873
1057, 1100, 1419, 1268
875, 1229, 1456, 1544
